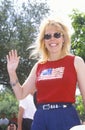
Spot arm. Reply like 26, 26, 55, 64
74, 56, 85, 108
6, 50, 37, 99
17, 107, 24, 130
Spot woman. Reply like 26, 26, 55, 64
6, 18, 85, 130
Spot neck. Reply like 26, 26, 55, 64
48, 52, 68, 61
48, 52, 63, 61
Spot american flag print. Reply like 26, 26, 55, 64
38, 67, 65, 80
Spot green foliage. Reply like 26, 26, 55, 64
0, 88, 18, 118
0, 0, 50, 88
70, 9, 85, 61
70, 10, 85, 119
75, 95, 85, 121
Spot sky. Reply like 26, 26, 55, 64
14, 0, 85, 14
47, 0, 85, 33
13, 0, 85, 33
48, 0, 85, 15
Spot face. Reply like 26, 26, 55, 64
44, 25, 64, 55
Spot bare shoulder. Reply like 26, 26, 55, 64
74, 56, 85, 70
74, 56, 84, 64
30, 61, 39, 73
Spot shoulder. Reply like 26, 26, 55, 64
74, 56, 85, 70
74, 56, 84, 64
32, 62, 39, 68
64, 54, 75, 62
67, 54, 84, 63
32, 60, 47, 70
30, 62, 39, 74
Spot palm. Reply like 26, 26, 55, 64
7, 50, 20, 73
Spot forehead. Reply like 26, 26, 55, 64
44, 24, 63, 34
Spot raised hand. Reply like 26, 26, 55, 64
6, 50, 20, 74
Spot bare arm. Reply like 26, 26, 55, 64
6, 50, 37, 99
74, 56, 85, 109
17, 107, 24, 130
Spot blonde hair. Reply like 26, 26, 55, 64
30, 18, 71, 62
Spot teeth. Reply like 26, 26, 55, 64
50, 43, 57, 47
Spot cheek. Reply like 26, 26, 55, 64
58, 38, 64, 45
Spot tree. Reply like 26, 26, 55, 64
70, 9, 85, 121
70, 9, 85, 61
0, 0, 50, 89
75, 95, 85, 121
0, 88, 18, 117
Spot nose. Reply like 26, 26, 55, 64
50, 34, 55, 40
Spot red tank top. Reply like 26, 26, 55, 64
36, 55, 77, 104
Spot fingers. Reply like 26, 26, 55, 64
7, 50, 18, 61
9, 50, 18, 59
6, 54, 9, 63
6, 50, 20, 73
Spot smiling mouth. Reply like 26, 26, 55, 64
49, 43, 59, 47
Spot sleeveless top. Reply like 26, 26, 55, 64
36, 55, 77, 104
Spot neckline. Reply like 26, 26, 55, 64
47, 55, 69, 63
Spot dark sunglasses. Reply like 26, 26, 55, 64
44, 32, 63, 40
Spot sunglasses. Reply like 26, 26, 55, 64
44, 32, 63, 40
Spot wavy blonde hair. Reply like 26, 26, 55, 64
30, 18, 71, 62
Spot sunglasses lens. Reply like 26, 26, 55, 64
44, 32, 62, 40
44, 34, 51, 39
54, 33, 61, 38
